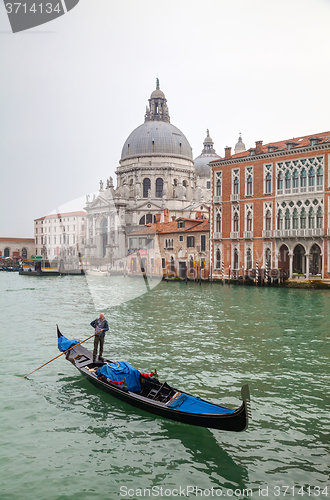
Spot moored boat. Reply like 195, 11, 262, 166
57, 327, 251, 431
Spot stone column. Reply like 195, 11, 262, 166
289, 252, 293, 279
305, 253, 310, 279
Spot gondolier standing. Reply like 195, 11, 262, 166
90, 312, 109, 362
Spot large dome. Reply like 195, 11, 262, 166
121, 116, 193, 161
120, 81, 193, 162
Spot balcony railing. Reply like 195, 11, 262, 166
243, 231, 253, 239
213, 232, 222, 240
273, 228, 324, 238
230, 193, 240, 202
213, 195, 222, 203
230, 231, 240, 239
262, 230, 273, 238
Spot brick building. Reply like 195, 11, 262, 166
210, 131, 330, 280
127, 213, 210, 279
0, 237, 34, 260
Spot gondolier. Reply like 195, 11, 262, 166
90, 312, 109, 362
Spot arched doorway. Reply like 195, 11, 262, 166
278, 244, 289, 272
310, 244, 322, 275
4, 248, 10, 257
102, 218, 108, 257
293, 244, 306, 274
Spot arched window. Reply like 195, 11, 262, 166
308, 168, 315, 187
277, 210, 283, 230
265, 210, 271, 230
265, 248, 271, 268
173, 179, 177, 187
308, 207, 315, 229
317, 166, 323, 187
292, 208, 298, 229
277, 172, 283, 190
300, 208, 306, 229
233, 212, 239, 232
233, 177, 239, 194
247, 211, 252, 232
156, 178, 163, 198
22, 248, 27, 258
143, 178, 151, 198
183, 180, 187, 188
317, 206, 323, 229
285, 209, 290, 230
139, 215, 145, 225
146, 214, 153, 224
216, 178, 221, 196
285, 171, 291, 190
170, 256, 175, 273
216, 213, 221, 232
233, 248, 239, 269
310, 244, 321, 275
292, 169, 299, 189
265, 172, 271, 194
216, 249, 221, 269
4, 248, 10, 257
301, 168, 307, 188
246, 248, 252, 270
247, 175, 253, 196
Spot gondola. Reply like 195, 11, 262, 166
57, 327, 251, 431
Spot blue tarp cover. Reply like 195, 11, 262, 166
97, 361, 141, 392
168, 393, 236, 415
58, 336, 80, 352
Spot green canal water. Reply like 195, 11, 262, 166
0, 273, 329, 500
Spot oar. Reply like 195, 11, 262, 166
20, 331, 98, 379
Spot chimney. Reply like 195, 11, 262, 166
255, 140, 263, 154
155, 213, 161, 231
224, 146, 232, 159
196, 211, 202, 219
171, 216, 176, 221
164, 209, 169, 223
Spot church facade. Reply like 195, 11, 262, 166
84, 81, 218, 261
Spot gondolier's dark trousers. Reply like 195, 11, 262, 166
93, 335, 104, 359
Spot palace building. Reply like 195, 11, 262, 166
84, 80, 216, 261
210, 131, 330, 280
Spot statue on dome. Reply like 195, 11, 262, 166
99, 180, 103, 190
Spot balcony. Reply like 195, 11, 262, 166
213, 195, 222, 203
230, 231, 240, 239
213, 232, 222, 240
262, 230, 273, 238
230, 193, 240, 202
273, 228, 324, 238
243, 231, 253, 239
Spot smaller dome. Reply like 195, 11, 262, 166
150, 88, 165, 99
234, 133, 246, 154
194, 129, 221, 177
204, 129, 213, 144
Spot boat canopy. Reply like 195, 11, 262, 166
168, 393, 236, 415
58, 336, 80, 352
97, 361, 141, 392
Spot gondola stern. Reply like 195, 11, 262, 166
241, 384, 252, 428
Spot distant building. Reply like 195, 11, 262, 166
210, 130, 330, 280
127, 212, 210, 279
34, 211, 86, 259
0, 237, 34, 260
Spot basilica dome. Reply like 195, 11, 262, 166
194, 130, 221, 178
120, 80, 193, 162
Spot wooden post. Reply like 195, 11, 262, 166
210, 265, 212, 284
185, 263, 188, 284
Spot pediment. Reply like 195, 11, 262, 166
135, 200, 163, 211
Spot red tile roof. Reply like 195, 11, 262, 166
0, 237, 34, 243
210, 130, 330, 163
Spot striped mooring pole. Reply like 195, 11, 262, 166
264, 259, 269, 284
222, 260, 225, 283
255, 260, 259, 286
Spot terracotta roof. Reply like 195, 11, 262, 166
128, 218, 209, 236
210, 130, 330, 163
35, 211, 86, 221
0, 237, 34, 243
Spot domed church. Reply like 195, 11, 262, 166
84, 80, 214, 259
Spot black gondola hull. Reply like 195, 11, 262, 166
58, 327, 251, 432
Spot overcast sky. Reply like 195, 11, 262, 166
1, 0, 330, 237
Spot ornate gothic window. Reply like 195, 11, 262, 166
247, 175, 253, 196
301, 168, 307, 188
233, 248, 239, 269
285, 171, 291, 190
246, 248, 252, 270
317, 206, 323, 228
308, 168, 315, 187
265, 172, 271, 194
308, 207, 315, 229
216, 177, 221, 196
143, 178, 151, 198
233, 212, 239, 232
293, 170, 299, 189
285, 209, 290, 230
216, 249, 221, 269
300, 208, 306, 229
277, 210, 283, 230
293, 208, 299, 229
247, 211, 252, 231
317, 166, 323, 187
265, 210, 271, 231
277, 171, 283, 191
216, 213, 221, 232
265, 248, 271, 268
